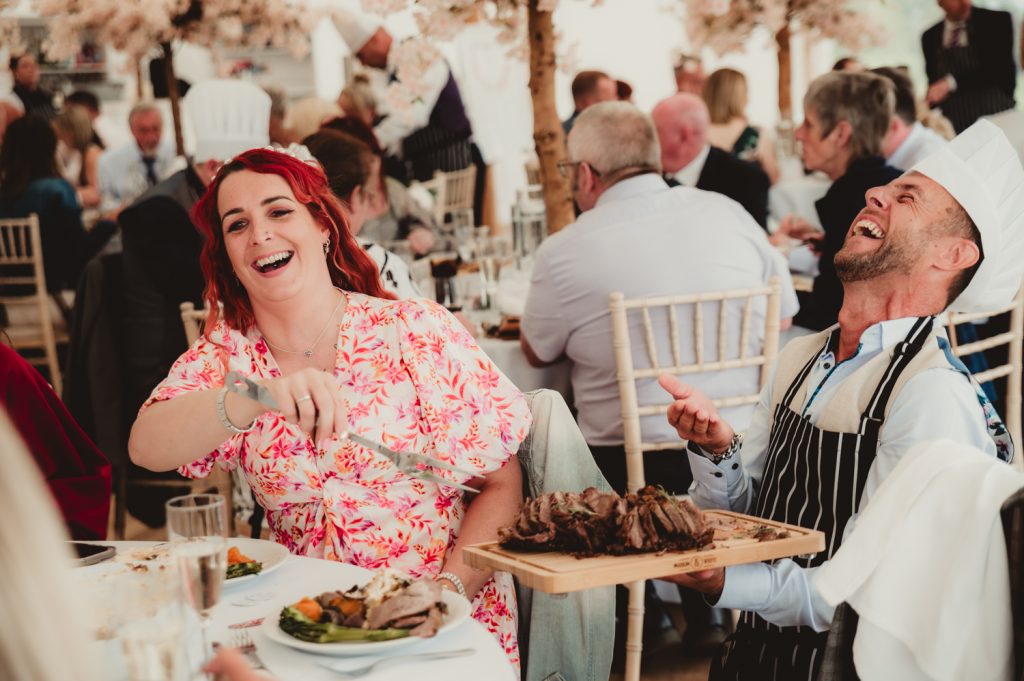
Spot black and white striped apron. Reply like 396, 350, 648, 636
710, 316, 935, 681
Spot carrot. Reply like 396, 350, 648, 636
293, 598, 323, 622
227, 546, 254, 565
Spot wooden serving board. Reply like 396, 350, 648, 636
464, 510, 824, 594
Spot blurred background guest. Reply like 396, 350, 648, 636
286, 95, 341, 141
63, 89, 105, 149
321, 116, 440, 255
562, 69, 617, 135
53, 107, 103, 210
833, 56, 866, 72
8, 52, 56, 120
778, 71, 901, 331
703, 67, 780, 183
0, 116, 112, 293
616, 79, 633, 102
652, 93, 770, 230
304, 129, 422, 299
923, 0, 1015, 133
265, 86, 298, 146
98, 103, 175, 214
872, 66, 948, 171
337, 73, 377, 128
673, 53, 705, 95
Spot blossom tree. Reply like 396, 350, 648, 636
32, 0, 320, 155
354, 0, 575, 232
686, 0, 884, 120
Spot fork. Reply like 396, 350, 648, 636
230, 629, 266, 670
318, 648, 474, 678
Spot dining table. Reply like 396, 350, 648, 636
82, 541, 517, 681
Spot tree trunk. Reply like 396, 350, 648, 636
527, 0, 574, 233
162, 42, 185, 157
776, 23, 792, 122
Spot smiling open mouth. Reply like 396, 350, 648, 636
852, 219, 885, 240
253, 251, 294, 273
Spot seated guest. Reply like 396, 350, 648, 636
616, 79, 633, 102
0, 342, 111, 540
53, 107, 103, 209
286, 96, 341, 141
0, 117, 112, 293
63, 90, 105, 149
777, 71, 902, 331
322, 116, 440, 255
129, 147, 529, 667
652, 93, 771, 229
832, 56, 865, 72
8, 53, 55, 120
337, 73, 377, 128
873, 66, 947, 170
562, 70, 617, 135
661, 119, 1022, 680
265, 86, 298, 147
98, 103, 176, 214
702, 68, 780, 183
303, 130, 421, 298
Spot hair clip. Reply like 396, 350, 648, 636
262, 143, 322, 168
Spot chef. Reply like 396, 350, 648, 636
332, 7, 475, 184
659, 119, 1024, 680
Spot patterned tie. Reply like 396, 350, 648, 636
946, 23, 965, 48
142, 156, 158, 186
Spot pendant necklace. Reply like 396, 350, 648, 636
262, 290, 345, 360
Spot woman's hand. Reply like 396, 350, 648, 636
258, 368, 348, 444
205, 648, 267, 681
658, 374, 735, 453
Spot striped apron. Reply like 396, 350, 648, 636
936, 41, 1013, 133
710, 316, 935, 681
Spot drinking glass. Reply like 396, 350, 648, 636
165, 494, 227, 666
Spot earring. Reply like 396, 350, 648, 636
323, 239, 330, 257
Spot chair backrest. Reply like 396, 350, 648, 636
0, 214, 63, 394
609, 277, 782, 492
440, 166, 476, 213
524, 158, 542, 187
179, 301, 208, 346
946, 284, 1024, 465
413, 174, 447, 227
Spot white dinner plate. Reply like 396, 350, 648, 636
261, 589, 471, 656
224, 538, 290, 587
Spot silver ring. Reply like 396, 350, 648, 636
296, 394, 313, 404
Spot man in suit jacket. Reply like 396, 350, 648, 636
652, 93, 770, 230
923, 0, 1015, 133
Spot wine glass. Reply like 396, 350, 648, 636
165, 494, 227, 667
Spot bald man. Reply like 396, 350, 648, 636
652, 93, 770, 229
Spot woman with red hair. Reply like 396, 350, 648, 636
129, 148, 530, 666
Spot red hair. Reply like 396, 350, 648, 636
191, 148, 394, 335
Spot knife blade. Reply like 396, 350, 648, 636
224, 371, 280, 411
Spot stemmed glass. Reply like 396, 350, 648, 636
165, 494, 227, 668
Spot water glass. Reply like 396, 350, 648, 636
115, 561, 187, 681
165, 494, 227, 666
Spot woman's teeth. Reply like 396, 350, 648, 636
254, 251, 293, 272
854, 220, 884, 239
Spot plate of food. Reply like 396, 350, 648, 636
224, 537, 289, 586
261, 570, 471, 656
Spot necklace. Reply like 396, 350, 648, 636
262, 290, 345, 359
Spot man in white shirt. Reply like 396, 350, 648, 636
652, 93, 770, 229
333, 10, 473, 183
98, 103, 176, 213
660, 120, 1022, 680
873, 66, 947, 171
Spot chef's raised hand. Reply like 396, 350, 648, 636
658, 374, 735, 454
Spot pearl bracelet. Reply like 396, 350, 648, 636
436, 571, 467, 599
216, 386, 256, 434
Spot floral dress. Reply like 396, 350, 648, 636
143, 293, 532, 665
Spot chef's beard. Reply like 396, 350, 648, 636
834, 237, 914, 283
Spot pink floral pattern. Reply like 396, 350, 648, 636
143, 293, 531, 666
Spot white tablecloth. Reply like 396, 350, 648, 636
476, 335, 572, 399
769, 174, 830, 228
83, 542, 515, 681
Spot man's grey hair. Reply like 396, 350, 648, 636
128, 102, 162, 126
568, 101, 662, 175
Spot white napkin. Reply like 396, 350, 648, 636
816, 439, 1024, 681
496, 262, 532, 317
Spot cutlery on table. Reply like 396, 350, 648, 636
318, 648, 475, 678
224, 371, 480, 493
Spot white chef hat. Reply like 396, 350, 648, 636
332, 6, 382, 53
910, 119, 1024, 313
184, 79, 271, 163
